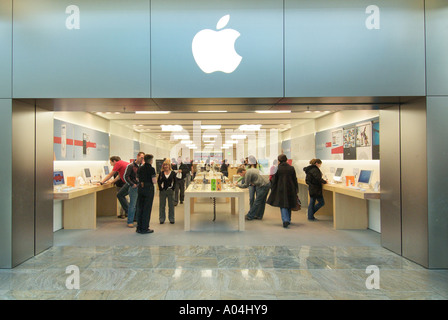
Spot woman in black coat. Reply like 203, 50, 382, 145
267, 154, 299, 228
303, 158, 328, 221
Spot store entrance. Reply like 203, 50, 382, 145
44, 97, 395, 248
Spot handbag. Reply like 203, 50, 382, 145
291, 195, 301, 211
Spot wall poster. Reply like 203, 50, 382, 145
54, 119, 110, 161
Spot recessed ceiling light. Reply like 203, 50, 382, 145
231, 134, 247, 139
198, 110, 227, 113
203, 134, 218, 138
239, 125, 261, 131
173, 134, 190, 140
161, 125, 183, 131
136, 111, 171, 114
201, 125, 221, 129
255, 110, 291, 113
180, 140, 193, 144
225, 140, 238, 144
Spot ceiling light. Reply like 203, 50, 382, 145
201, 125, 221, 129
188, 146, 198, 149
203, 134, 217, 138
136, 111, 170, 114
173, 134, 190, 140
161, 125, 183, 131
198, 110, 227, 113
255, 110, 291, 114
239, 125, 261, 131
225, 140, 238, 144
180, 140, 193, 144
231, 134, 247, 139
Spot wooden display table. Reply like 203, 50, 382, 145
54, 183, 117, 229
298, 179, 380, 230
184, 184, 245, 232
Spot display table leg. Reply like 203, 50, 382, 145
231, 197, 236, 215
238, 195, 245, 231
184, 195, 191, 231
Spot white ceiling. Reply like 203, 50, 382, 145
93, 109, 332, 145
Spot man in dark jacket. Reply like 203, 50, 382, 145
172, 156, 190, 205
124, 152, 145, 227
136, 154, 157, 234
303, 159, 328, 221
267, 154, 299, 228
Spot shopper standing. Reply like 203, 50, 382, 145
303, 158, 328, 221
236, 166, 270, 220
172, 156, 189, 206
269, 159, 278, 181
157, 161, 176, 224
267, 154, 299, 228
185, 157, 192, 189
99, 156, 130, 219
220, 159, 229, 177
246, 155, 259, 216
124, 152, 145, 228
136, 154, 157, 234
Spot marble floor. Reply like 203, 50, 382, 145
1, 197, 447, 300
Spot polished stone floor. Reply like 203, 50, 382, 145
1, 197, 447, 300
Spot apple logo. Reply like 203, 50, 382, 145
192, 15, 242, 74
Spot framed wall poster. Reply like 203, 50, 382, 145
331, 129, 343, 160
356, 122, 372, 160
343, 127, 356, 160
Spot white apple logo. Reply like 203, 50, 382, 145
192, 15, 242, 74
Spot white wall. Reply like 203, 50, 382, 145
284, 110, 381, 233
53, 111, 164, 231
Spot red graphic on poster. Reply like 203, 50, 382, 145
331, 146, 344, 154
54, 137, 97, 149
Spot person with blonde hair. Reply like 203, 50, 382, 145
157, 160, 176, 224
303, 159, 328, 221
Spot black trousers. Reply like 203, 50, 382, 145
174, 178, 185, 204
136, 185, 155, 232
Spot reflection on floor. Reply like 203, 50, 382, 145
1, 196, 447, 300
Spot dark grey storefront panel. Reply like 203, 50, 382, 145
150, 0, 283, 98
0, 1, 12, 98
285, 0, 426, 97
13, 0, 150, 98
426, 1, 448, 96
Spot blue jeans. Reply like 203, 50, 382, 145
117, 183, 130, 214
281, 208, 291, 223
246, 183, 270, 219
308, 196, 325, 220
248, 185, 256, 214
127, 185, 138, 224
